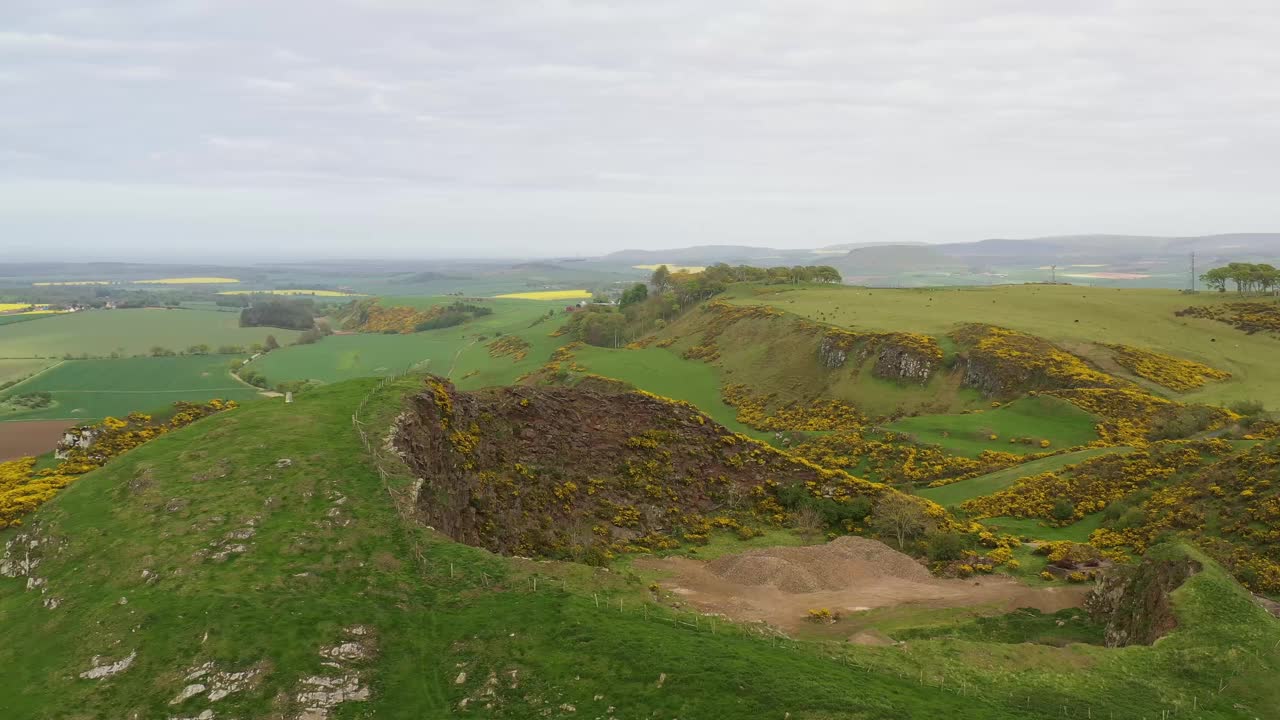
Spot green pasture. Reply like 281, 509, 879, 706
918, 447, 1131, 507
979, 513, 1107, 543
885, 395, 1100, 457
571, 345, 760, 436
0, 308, 301, 358
0, 358, 54, 386
0, 355, 260, 421
728, 284, 1280, 408
252, 298, 568, 389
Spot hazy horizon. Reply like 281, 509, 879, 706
4, 2, 1279, 259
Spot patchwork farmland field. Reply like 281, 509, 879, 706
0, 355, 260, 421
251, 297, 566, 388
0, 308, 300, 358
0, 419, 76, 461
0, 358, 54, 385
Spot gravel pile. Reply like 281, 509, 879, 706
706, 536, 932, 593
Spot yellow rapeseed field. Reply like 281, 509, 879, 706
217, 289, 362, 297
494, 289, 593, 301
133, 277, 240, 284
0, 303, 35, 313
632, 264, 706, 273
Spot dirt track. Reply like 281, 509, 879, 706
637, 536, 1090, 633
0, 420, 75, 461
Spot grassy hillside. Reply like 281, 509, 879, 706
724, 284, 1279, 408
0, 309, 301, 358
919, 447, 1130, 507
2, 378, 1278, 718
885, 396, 1100, 457
0, 355, 260, 421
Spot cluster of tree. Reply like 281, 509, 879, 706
561, 306, 629, 347
295, 320, 334, 345
414, 301, 494, 331
1200, 263, 1280, 293
239, 297, 317, 330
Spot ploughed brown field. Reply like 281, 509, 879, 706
0, 420, 75, 461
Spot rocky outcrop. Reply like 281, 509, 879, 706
818, 330, 941, 384
1084, 554, 1200, 647
393, 376, 903, 559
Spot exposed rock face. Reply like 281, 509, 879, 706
1084, 555, 1200, 647
394, 376, 896, 558
873, 345, 936, 383
818, 330, 941, 384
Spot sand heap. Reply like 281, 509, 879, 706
706, 535, 934, 594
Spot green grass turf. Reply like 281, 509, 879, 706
918, 447, 1132, 507
885, 395, 1100, 457
0, 314, 56, 327
0, 308, 300, 358
0, 355, 260, 421
726, 283, 1280, 408
0, 358, 54, 385
2, 378, 1278, 718
571, 345, 760, 436
249, 298, 569, 389
978, 513, 1107, 543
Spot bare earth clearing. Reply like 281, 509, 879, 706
638, 536, 1089, 635
0, 420, 75, 461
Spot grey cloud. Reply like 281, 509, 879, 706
1, 1, 1278, 259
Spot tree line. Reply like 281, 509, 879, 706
1200, 262, 1280, 294
563, 263, 842, 348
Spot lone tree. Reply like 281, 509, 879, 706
264, 334, 280, 351
869, 494, 931, 549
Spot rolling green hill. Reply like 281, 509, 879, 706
2, 378, 1278, 718
724, 283, 1278, 408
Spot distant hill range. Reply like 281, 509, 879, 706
597, 234, 1280, 286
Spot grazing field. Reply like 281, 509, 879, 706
571, 345, 759, 435
493, 289, 592, 300
0, 419, 75, 461
0, 309, 300, 358
727, 284, 1280, 407
0, 356, 260, 421
918, 447, 1131, 507
252, 298, 565, 388
0, 359, 53, 385
885, 396, 1100, 457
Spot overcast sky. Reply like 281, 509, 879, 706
2, 1, 1278, 260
